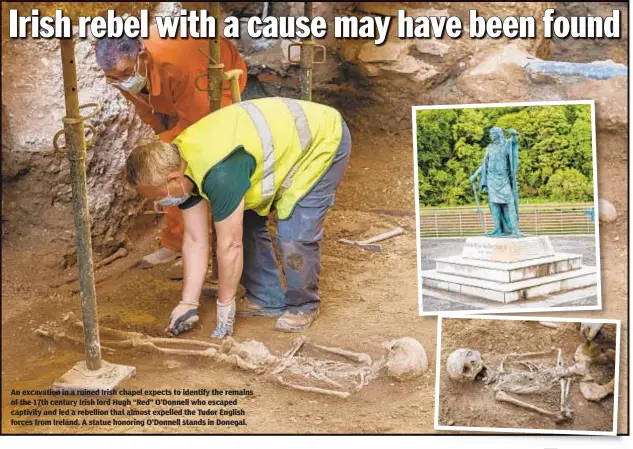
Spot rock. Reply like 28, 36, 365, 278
383, 55, 431, 75
598, 198, 617, 223
163, 360, 182, 369
358, 3, 448, 18
358, 64, 382, 78
580, 380, 615, 402
457, 63, 534, 103
566, 77, 627, 132
414, 40, 450, 57
2, 35, 153, 253
469, 43, 538, 76
152, 2, 181, 18
357, 40, 412, 63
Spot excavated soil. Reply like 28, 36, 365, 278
438, 319, 617, 433
1, 129, 438, 434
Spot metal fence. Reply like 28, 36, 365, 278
420, 203, 595, 238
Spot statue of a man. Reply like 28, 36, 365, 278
470, 127, 521, 237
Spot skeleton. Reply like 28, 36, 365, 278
36, 313, 428, 398
446, 336, 616, 424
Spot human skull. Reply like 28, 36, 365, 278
446, 348, 484, 382
381, 337, 428, 381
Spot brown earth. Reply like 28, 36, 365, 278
1, 128, 440, 434
438, 319, 617, 433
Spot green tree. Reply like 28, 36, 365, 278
416, 104, 594, 206
539, 168, 593, 202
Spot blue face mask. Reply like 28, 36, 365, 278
116, 58, 147, 95
156, 179, 191, 208
156, 195, 189, 207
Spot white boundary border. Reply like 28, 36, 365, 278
412, 100, 602, 316
434, 314, 621, 436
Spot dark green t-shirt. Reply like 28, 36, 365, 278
179, 147, 256, 222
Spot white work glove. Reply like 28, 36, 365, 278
211, 298, 236, 339
580, 323, 604, 343
167, 302, 199, 336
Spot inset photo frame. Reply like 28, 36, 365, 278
413, 101, 601, 316
435, 315, 620, 435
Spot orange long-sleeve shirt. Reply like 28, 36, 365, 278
119, 28, 247, 143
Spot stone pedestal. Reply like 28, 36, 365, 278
421, 236, 597, 304
460, 236, 555, 263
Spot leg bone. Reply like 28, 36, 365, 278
495, 390, 569, 424
276, 376, 350, 399
500, 348, 558, 372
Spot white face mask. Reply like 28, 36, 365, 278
156, 179, 191, 208
116, 57, 147, 95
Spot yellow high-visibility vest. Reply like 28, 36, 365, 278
173, 97, 343, 220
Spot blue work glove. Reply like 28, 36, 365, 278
211, 298, 236, 339
167, 302, 199, 336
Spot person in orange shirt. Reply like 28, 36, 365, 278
95, 28, 247, 267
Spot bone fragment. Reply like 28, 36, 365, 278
271, 337, 306, 375
309, 371, 346, 389
35, 327, 116, 353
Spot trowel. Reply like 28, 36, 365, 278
338, 227, 405, 252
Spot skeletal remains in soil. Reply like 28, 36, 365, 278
446, 342, 616, 424
36, 313, 428, 398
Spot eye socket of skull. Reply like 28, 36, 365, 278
446, 348, 484, 382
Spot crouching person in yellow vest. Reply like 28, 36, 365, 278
126, 97, 352, 337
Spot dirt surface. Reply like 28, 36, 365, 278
1, 129, 440, 434
438, 319, 617, 433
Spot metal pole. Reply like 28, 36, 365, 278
208, 2, 224, 112
300, 2, 315, 101
60, 37, 102, 371
208, 2, 224, 283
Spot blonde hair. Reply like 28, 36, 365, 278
126, 139, 181, 186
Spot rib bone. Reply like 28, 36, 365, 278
306, 341, 373, 365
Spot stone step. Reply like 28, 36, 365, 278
460, 235, 555, 263
421, 266, 597, 303
435, 253, 583, 283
